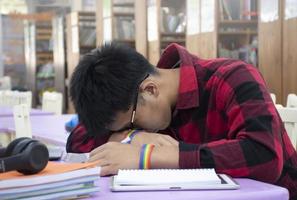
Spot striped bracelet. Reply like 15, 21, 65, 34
121, 129, 140, 144
139, 144, 155, 169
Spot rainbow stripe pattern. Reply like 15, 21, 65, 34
121, 129, 140, 144
139, 144, 155, 169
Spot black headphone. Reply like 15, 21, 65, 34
0, 137, 49, 175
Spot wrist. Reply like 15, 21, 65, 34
139, 144, 155, 169
150, 146, 179, 169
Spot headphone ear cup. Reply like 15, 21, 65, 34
18, 141, 49, 175
5, 137, 31, 157
11, 138, 33, 156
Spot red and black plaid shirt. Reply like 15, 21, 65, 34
67, 43, 297, 199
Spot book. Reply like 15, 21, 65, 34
221, 0, 232, 20
111, 168, 240, 191
0, 161, 100, 199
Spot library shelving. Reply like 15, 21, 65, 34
96, 0, 147, 57
66, 11, 96, 113
24, 15, 66, 108
0, 15, 26, 89
186, 0, 258, 66
147, 0, 186, 65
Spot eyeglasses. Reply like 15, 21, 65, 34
110, 74, 149, 133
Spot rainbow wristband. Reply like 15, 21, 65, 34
121, 129, 140, 144
139, 144, 155, 169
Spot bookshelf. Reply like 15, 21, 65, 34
147, 0, 186, 65
0, 15, 26, 88
66, 11, 96, 113
24, 16, 66, 108
96, 0, 147, 57
186, 0, 258, 66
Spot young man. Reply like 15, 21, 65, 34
68, 43, 297, 198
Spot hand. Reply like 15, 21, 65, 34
131, 131, 178, 147
88, 142, 140, 176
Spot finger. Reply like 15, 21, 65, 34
88, 156, 110, 167
100, 165, 118, 176
90, 141, 118, 157
90, 145, 106, 157
88, 151, 107, 162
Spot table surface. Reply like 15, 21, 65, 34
0, 114, 74, 146
88, 177, 289, 200
0, 106, 53, 117
0, 114, 290, 200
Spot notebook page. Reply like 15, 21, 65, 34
115, 169, 221, 185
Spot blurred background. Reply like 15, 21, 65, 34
0, 0, 296, 113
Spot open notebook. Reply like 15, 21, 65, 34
111, 169, 239, 191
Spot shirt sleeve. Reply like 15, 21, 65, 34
66, 123, 108, 153
179, 63, 284, 183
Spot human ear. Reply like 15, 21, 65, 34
140, 81, 159, 98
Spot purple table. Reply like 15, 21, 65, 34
0, 106, 53, 117
0, 116, 12, 132
0, 115, 290, 199
0, 115, 289, 200
29, 114, 74, 146
0, 114, 75, 146
88, 177, 289, 200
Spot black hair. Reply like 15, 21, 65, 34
70, 42, 157, 137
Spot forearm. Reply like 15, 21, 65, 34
179, 138, 282, 183
150, 146, 179, 169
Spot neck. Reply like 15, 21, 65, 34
157, 68, 180, 109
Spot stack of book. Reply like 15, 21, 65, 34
0, 162, 100, 200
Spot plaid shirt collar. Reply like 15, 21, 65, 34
156, 43, 200, 110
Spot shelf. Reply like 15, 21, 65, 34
219, 20, 258, 25
36, 53, 53, 59
80, 45, 96, 49
219, 31, 257, 35
36, 51, 53, 54
113, 12, 134, 17
161, 32, 185, 37
78, 24, 96, 28
113, 2, 134, 7
36, 35, 52, 40
114, 39, 135, 43
161, 38, 185, 43
36, 30, 52, 35
79, 12, 96, 17
37, 61, 52, 65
